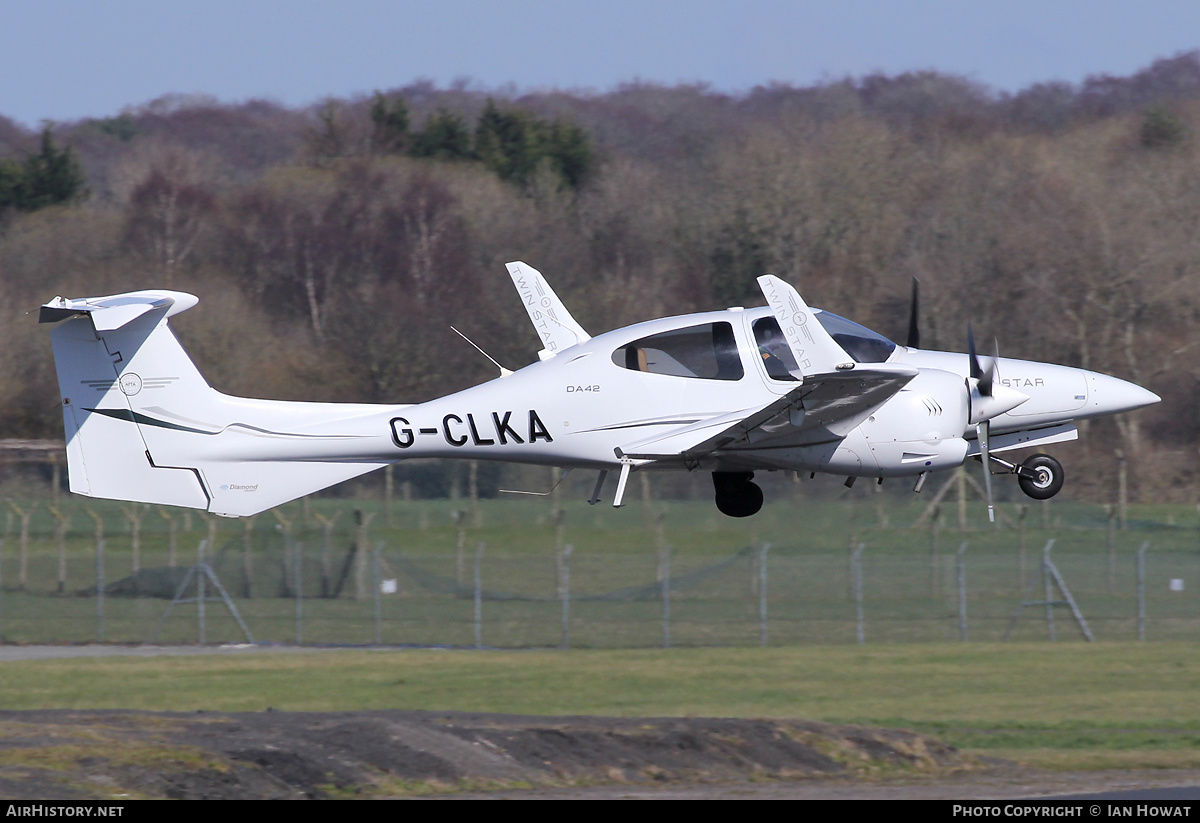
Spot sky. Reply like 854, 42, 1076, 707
4, 0, 1200, 127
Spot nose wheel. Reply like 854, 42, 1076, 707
712, 471, 764, 518
978, 452, 1066, 501
1016, 454, 1064, 500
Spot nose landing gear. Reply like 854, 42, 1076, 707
712, 471, 764, 518
980, 452, 1066, 501
1016, 454, 1064, 500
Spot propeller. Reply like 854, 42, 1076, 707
965, 324, 1026, 523
906, 278, 920, 349
905, 287, 1027, 523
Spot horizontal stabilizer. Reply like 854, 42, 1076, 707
40, 290, 199, 330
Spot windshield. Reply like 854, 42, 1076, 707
814, 311, 896, 363
752, 312, 896, 378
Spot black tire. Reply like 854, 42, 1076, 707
1018, 455, 1064, 500
713, 472, 764, 518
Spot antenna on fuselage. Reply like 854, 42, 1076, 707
451, 326, 514, 377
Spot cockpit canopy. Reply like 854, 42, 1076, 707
610, 311, 896, 382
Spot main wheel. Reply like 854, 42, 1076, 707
712, 471, 764, 518
1018, 455, 1064, 500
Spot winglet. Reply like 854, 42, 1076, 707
506, 261, 590, 360
756, 275, 851, 376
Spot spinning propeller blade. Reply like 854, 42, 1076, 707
967, 324, 1004, 524
978, 419, 994, 523
906, 278, 920, 349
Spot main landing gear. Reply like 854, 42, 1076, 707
981, 453, 1065, 501
713, 471, 764, 518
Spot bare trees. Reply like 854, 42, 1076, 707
4, 68, 1200, 500
122, 148, 215, 287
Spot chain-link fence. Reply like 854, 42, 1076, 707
0, 492, 1198, 647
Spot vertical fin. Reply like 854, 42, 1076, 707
43, 291, 394, 517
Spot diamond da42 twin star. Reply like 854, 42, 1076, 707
40, 263, 1160, 520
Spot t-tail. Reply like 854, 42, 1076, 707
41, 291, 397, 517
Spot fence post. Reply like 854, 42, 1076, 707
241, 516, 256, 599
957, 468, 968, 530
469, 460, 482, 528
560, 543, 572, 650
197, 539, 207, 644
87, 509, 105, 641
7, 502, 32, 591
354, 510, 375, 600
1017, 504, 1028, 587
759, 543, 770, 647
1044, 539, 1056, 641
1137, 540, 1149, 642
385, 464, 395, 527
474, 541, 484, 649
929, 505, 941, 596
1115, 449, 1128, 529
273, 510, 294, 598
312, 511, 340, 598
847, 497, 858, 600
95, 539, 105, 642
957, 541, 969, 642
661, 544, 671, 649
47, 505, 70, 595
373, 540, 383, 645
1106, 504, 1117, 595
854, 543, 865, 644
158, 508, 178, 568
453, 510, 465, 586
123, 503, 145, 580
294, 541, 304, 645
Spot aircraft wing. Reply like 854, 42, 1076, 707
616, 364, 918, 462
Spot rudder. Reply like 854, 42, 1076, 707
45, 292, 212, 509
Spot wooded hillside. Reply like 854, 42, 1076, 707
4, 54, 1200, 501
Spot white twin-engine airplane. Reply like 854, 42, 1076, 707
40, 263, 1159, 521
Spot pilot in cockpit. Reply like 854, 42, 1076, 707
755, 322, 799, 381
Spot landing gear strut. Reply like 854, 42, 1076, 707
712, 471, 763, 518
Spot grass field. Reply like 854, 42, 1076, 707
1, 643, 1199, 770
2, 481, 1200, 771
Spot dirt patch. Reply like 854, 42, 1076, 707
1, 709, 1196, 800
0, 709, 982, 799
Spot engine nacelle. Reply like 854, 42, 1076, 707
859, 368, 971, 477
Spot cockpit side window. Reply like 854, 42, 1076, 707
752, 317, 801, 381
611, 321, 744, 380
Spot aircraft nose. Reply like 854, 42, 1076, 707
1085, 371, 1161, 416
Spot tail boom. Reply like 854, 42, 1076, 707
44, 291, 400, 516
